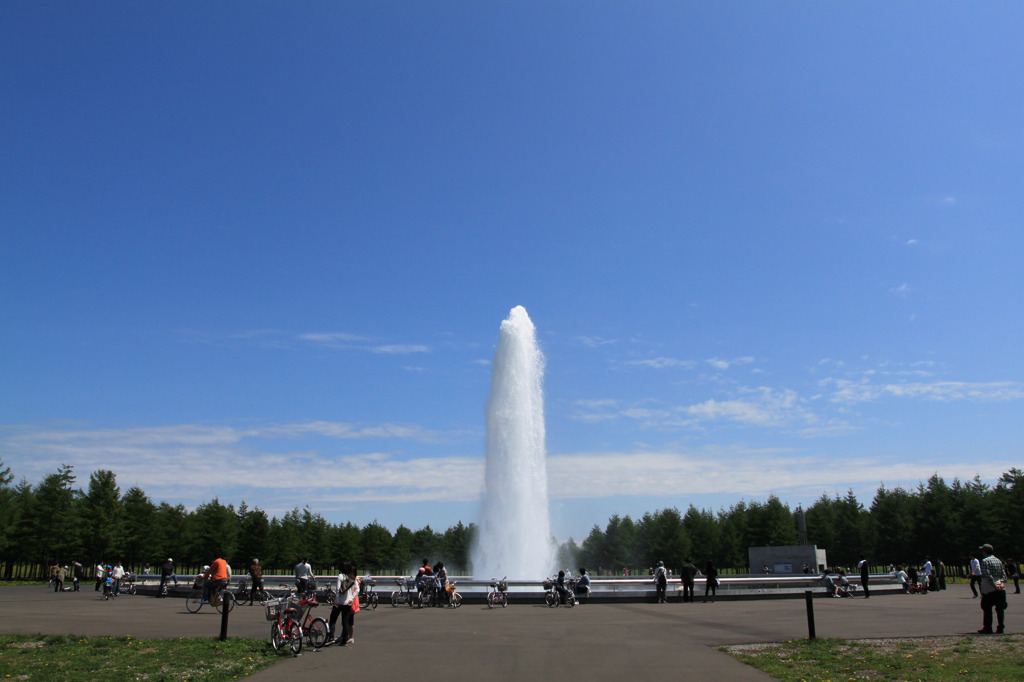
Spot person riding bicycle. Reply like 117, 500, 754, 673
556, 570, 571, 604
201, 554, 231, 604
159, 558, 177, 595
415, 558, 432, 596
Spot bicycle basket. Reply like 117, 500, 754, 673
264, 597, 286, 621
497, 581, 508, 592
542, 580, 553, 590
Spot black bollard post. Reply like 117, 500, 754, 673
804, 590, 816, 640
219, 593, 231, 641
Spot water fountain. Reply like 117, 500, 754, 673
470, 306, 555, 580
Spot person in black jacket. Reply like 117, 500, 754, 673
703, 560, 718, 603
680, 558, 697, 603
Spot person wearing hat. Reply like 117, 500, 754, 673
977, 543, 1008, 634
654, 560, 668, 603
159, 558, 177, 596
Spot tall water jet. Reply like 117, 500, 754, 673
471, 306, 555, 579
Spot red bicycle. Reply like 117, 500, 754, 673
266, 596, 303, 654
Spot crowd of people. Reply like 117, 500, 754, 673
42, 541, 1020, 639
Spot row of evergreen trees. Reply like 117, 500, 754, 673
572, 469, 1024, 574
1, 458, 1021, 578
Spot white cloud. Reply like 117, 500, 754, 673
371, 344, 430, 354
889, 283, 911, 297
576, 336, 616, 348
829, 380, 1024, 404
626, 357, 696, 369
680, 387, 807, 428
707, 356, 755, 370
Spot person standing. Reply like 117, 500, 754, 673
294, 557, 313, 595
1005, 558, 1021, 594
680, 558, 697, 603
111, 562, 125, 596
922, 556, 935, 591
969, 553, 982, 598
328, 561, 359, 645
72, 561, 82, 591
95, 562, 105, 591
654, 561, 669, 603
248, 558, 263, 601
53, 565, 65, 592
937, 559, 947, 590
977, 543, 1007, 634
703, 560, 718, 603
857, 555, 870, 598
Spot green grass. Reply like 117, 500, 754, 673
724, 634, 1024, 681
0, 634, 283, 681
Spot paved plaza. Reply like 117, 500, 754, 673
0, 584, 1008, 681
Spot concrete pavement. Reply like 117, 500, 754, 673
0, 584, 1006, 681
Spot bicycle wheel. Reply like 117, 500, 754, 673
256, 589, 271, 604
368, 592, 379, 610
565, 593, 575, 608
305, 617, 329, 650
501, 592, 508, 608
270, 622, 285, 651
215, 590, 235, 614
545, 591, 556, 607
487, 592, 495, 609
126, 583, 137, 596
391, 590, 401, 607
185, 589, 204, 613
287, 619, 303, 654
451, 592, 462, 608
234, 589, 251, 606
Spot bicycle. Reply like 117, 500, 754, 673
543, 576, 576, 608
265, 595, 303, 654
390, 577, 420, 607
295, 593, 329, 650
443, 580, 462, 608
120, 573, 138, 596
359, 576, 379, 610
234, 579, 271, 606
185, 579, 236, 614
486, 577, 509, 608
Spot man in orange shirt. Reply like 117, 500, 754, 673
202, 554, 231, 603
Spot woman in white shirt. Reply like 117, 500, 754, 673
328, 561, 359, 646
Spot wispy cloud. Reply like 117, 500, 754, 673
576, 336, 617, 348
889, 283, 911, 297
680, 387, 808, 428
181, 329, 431, 354
625, 357, 697, 369
1, 424, 1016, 524
827, 379, 1024, 404
707, 356, 755, 370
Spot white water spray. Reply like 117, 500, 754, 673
471, 306, 555, 579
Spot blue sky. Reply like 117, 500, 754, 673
2, 2, 1022, 543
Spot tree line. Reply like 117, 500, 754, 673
570, 470, 1024, 575
1, 458, 1021, 579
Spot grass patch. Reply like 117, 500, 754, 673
0, 633, 283, 681
724, 634, 1024, 681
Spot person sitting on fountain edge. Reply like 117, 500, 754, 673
576, 568, 591, 598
